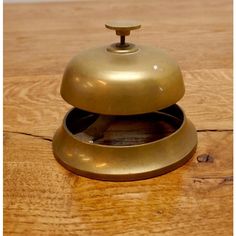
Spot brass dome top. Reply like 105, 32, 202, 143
61, 21, 185, 115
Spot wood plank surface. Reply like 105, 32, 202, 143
4, 131, 233, 235
3, 0, 233, 235
4, 0, 232, 77
3, 69, 233, 137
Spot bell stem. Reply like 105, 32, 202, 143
120, 35, 125, 46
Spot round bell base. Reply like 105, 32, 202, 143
52, 105, 197, 181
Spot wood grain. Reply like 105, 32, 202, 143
4, 0, 232, 77
4, 131, 232, 235
3, 0, 233, 235
4, 69, 233, 137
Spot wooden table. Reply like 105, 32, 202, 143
4, 0, 233, 235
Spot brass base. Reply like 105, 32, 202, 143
52, 105, 197, 181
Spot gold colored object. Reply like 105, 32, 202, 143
53, 21, 197, 181
61, 22, 184, 115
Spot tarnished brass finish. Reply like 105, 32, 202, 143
61, 45, 184, 115
105, 21, 141, 53
107, 43, 139, 53
53, 21, 198, 181
53, 105, 197, 181
105, 20, 141, 36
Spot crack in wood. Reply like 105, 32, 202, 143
197, 129, 233, 132
3, 128, 233, 144
4, 130, 52, 142
192, 175, 233, 185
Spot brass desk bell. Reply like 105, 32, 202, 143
53, 21, 197, 181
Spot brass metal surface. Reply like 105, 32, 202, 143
105, 21, 141, 53
61, 45, 185, 115
53, 105, 197, 181
106, 43, 139, 53
54, 21, 198, 181
105, 20, 141, 36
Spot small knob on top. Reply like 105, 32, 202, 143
105, 20, 141, 47
105, 20, 141, 36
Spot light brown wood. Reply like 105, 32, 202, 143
4, 131, 233, 235
4, 0, 232, 77
4, 0, 233, 235
3, 69, 233, 138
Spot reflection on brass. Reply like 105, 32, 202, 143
60, 21, 184, 115
53, 21, 198, 181
76, 115, 115, 143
